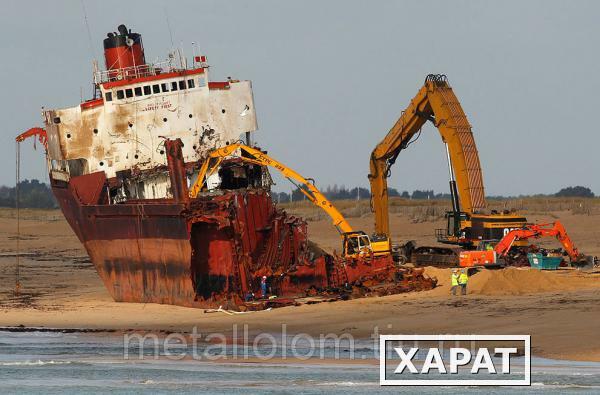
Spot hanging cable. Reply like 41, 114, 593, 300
80, 0, 96, 60
164, 7, 175, 48
15, 141, 20, 296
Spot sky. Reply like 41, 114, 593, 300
1, 0, 599, 196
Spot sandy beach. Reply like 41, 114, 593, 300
1, 207, 599, 362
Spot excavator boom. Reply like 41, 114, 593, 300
189, 143, 354, 234
495, 221, 582, 261
460, 221, 587, 268
369, 74, 485, 236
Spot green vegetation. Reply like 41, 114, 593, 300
555, 186, 595, 198
274, 185, 595, 203
0, 180, 57, 209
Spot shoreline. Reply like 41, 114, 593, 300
0, 323, 598, 365
2, 287, 600, 363
1, 209, 600, 364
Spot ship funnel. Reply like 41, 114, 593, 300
103, 24, 146, 73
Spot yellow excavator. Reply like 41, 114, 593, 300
189, 143, 391, 259
369, 74, 527, 262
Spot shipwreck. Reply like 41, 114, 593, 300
17, 24, 436, 309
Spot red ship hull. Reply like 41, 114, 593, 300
52, 172, 333, 308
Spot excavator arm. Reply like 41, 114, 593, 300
494, 222, 583, 262
189, 143, 354, 234
369, 74, 485, 236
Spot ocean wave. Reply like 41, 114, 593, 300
0, 360, 73, 366
533, 370, 598, 376
531, 382, 600, 389
316, 381, 377, 387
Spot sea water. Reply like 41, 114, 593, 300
1, 330, 599, 394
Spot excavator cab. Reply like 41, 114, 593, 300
437, 210, 528, 249
342, 232, 372, 258
437, 211, 469, 245
342, 232, 391, 258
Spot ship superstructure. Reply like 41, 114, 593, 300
45, 24, 257, 201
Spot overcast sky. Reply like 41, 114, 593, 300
1, 0, 598, 196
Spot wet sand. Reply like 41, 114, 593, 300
1, 208, 599, 362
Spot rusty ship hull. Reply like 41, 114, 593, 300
51, 169, 332, 308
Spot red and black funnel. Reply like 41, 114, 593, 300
103, 24, 146, 71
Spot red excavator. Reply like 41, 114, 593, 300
459, 221, 594, 268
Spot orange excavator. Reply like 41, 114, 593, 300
459, 221, 593, 268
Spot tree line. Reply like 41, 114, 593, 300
0, 180, 57, 208
273, 185, 595, 203
0, 180, 595, 208
272, 185, 453, 203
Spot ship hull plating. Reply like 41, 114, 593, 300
51, 173, 334, 308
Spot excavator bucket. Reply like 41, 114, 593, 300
572, 256, 597, 271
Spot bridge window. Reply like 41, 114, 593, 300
134, 87, 143, 97
116, 90, 124, 100
198, 76, 206, 87
105, 92, 113, 102
171, 81, 178, 91
161, 83, 169, 92
152, 84, 160, 94
125, 89, 133, 98
143, 85, 152, 95
187, 79, 195, 89
179, 80, 186, 90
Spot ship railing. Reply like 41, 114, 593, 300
94, 61, 178, 84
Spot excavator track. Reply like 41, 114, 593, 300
411, 246, 461, 267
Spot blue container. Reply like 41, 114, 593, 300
527, 253, 562, 270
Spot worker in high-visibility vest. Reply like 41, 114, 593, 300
458, 269, 469, 295
450, 269, 459, 296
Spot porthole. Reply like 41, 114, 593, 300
221, 109, 226, 114
189, 114, 193, 118
93, 128, 98, 134
163, 117, 167, 122
160, 150, 165, 155
134, 154, 139, 159
128, 123, 133, 128
99, 161, 104, 166
66, 133, 71, 138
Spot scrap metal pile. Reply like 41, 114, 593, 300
169, 139, 437, 309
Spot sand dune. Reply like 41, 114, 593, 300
424, 266, 600, 296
